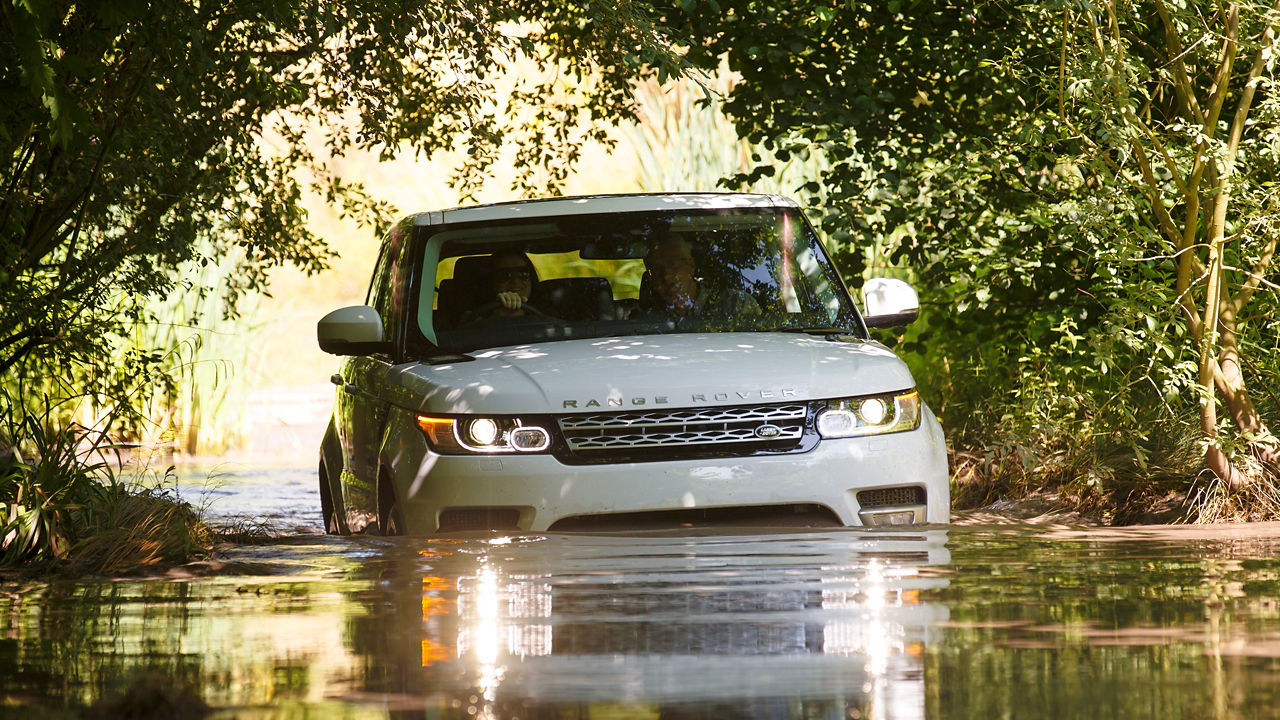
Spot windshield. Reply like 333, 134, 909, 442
414, 208, 861, 353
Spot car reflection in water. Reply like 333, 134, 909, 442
352, 529, 950, 720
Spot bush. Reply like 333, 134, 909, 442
1, 406, 211, 573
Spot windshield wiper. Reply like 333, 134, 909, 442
424, 352, 476, 365
408, 350, 477, 365
765, 326, 857, 336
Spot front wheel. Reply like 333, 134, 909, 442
378, 470, 405, 536
318, 461, 341, 535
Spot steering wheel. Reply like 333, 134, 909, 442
467, 299, 549, 319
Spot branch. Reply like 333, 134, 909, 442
1200, 3, 1240, 143
1221, 3, 1277, 172
1176, 4, 1245, 333
0, 326, 38, 355
0, 333, 47, 378
1, 132, 37, 227
1123, 109, 1188, 195
1218, 0, 1280, 312
1131, 142, 1188, 248
1223, 262, 1280, 293
1132, 244, 1209, 262
1085, 9, 1108, 57
1154, 0, 1206, 125
1229, 229, 1279, 311
1232, 220, 1280, 312
1173, 244, 1210, 341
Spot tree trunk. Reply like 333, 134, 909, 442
1199, 166, 1241, 488
1217, 309, 1280, 477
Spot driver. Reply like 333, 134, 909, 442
487, 251, 538, 316
457, 251, 540, 326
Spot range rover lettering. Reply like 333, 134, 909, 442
317, 193, 949, 534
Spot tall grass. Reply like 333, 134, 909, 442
624, 72, 831, 201
0, 397, 213, 572
132, 252, 269, 457
0, 402, 113, 565
0, 261, 234, 570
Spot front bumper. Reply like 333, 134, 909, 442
382, 405, 949, 534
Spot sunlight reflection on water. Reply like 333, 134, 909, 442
3, 467, 1280, 719
172, 465, 323, 535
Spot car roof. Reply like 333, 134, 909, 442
410, 192, 798, 227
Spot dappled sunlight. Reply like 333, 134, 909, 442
497, 347, 552, 361
689, 464, 752, 481
599, 349, 676, 360
409, 454, 440, 498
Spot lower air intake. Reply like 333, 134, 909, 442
857, 486, 926, 509
548, 504, 841, 532
437, 508, 520, 532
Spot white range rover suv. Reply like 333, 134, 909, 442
317, 193, 949, 534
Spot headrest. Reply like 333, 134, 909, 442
534, 277, 614, 321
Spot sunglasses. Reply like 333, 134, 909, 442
493, 268, 532, 282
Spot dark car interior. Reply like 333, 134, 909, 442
434, 255, 624, 331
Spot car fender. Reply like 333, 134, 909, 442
378, 404, 433, 535
920, 404, 951, 523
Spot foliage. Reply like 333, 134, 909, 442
0, 396, 211, 571
664, 0, 1280, 509
138, 252, 270, 455
624, 71, 832, 203
0, 0, 684, 431
1038, 1, 1280, 488
0, 0, 692, 558
61, 481, 210, 576
0, 403, 111, 565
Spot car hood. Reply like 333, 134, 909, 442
389, 333, 917, 415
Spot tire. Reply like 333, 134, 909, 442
378, 470, 405, 536
318, 461, 340, 535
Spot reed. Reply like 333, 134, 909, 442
0, 396, 215, 572
624, 73, 831, 202
126, 250, 270, 457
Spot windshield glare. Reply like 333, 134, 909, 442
419, 208, 857, 352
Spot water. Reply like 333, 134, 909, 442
3, 469, 1280, 719
172, 464, 324, 535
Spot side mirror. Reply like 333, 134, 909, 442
862, 278, 919, 329
318, 305, 391, 356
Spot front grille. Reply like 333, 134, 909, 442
557, 403, 808, 455
857, 486, 926, 508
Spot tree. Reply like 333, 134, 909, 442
1047, 1, 1280, 487
664, 0, 1279, 495
0, 0, 681, 413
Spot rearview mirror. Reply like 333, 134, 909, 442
580, 237, 651, 259
862, 278, 919, 328
318, 305, 391, 355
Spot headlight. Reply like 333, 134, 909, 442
816, 390, 921, 438
416, 415, 552, 454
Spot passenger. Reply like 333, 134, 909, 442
642, 235, 760, 324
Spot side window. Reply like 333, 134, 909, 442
366, 246, 391, 309
366, 224, 412, 350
